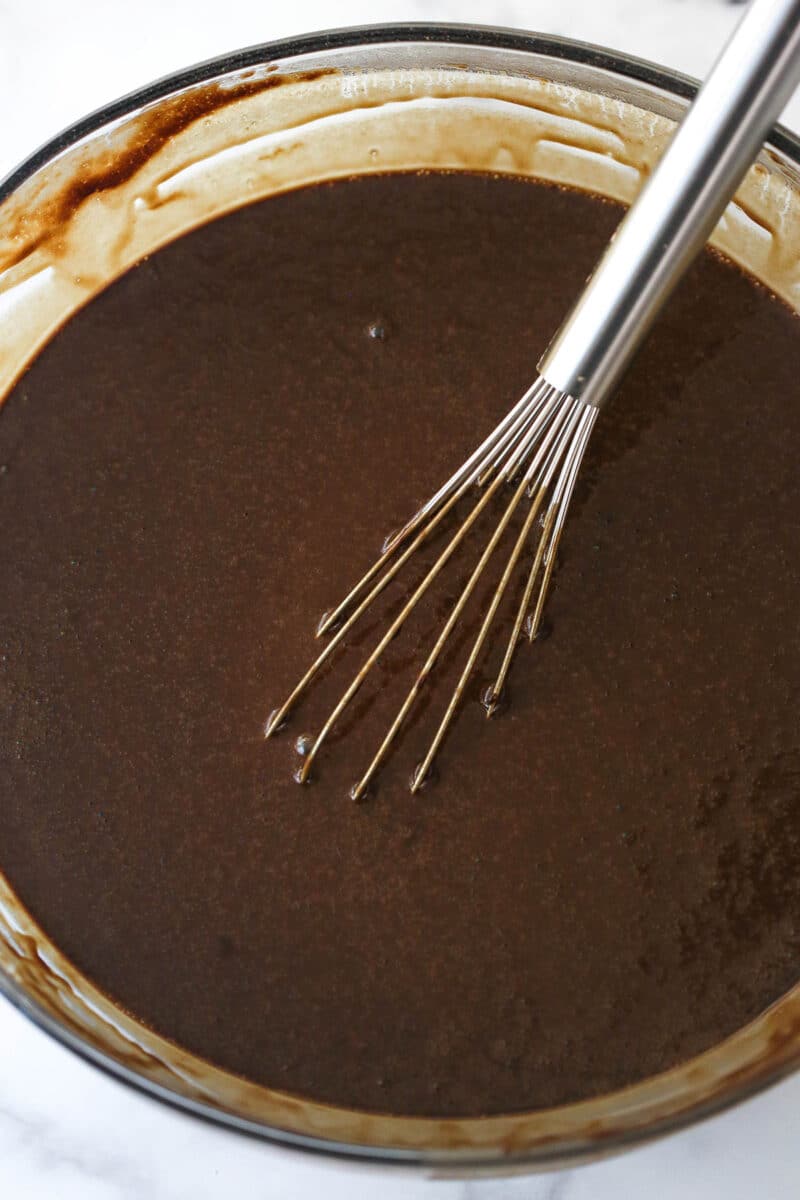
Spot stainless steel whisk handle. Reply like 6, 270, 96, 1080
539, 0, 800, 408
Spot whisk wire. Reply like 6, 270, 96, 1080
485, 404, 596, 717
410, 398, 586, 788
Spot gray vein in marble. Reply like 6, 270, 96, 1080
0, 1097, 154, 1199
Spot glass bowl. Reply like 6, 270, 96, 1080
1, 22, 799, 1176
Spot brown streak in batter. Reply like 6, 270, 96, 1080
1, 68, 334, 270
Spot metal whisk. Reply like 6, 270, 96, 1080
266, 0, 800, 796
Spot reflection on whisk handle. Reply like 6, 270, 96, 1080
539, 0, 800, 409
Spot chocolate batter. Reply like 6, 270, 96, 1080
1, 173, 799, 1117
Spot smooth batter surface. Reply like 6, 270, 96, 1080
1, 174, 799, 1117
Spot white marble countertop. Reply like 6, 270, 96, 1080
2, 1, 799, 1196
